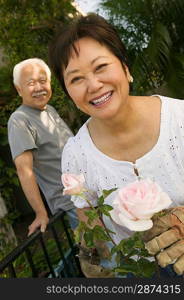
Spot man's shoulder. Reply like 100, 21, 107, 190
47, 104, 59, 115
47, 104, 65, 120
8, 106, 27, 124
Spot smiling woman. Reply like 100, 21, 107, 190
63, 37, 132, 120
48, 13, 184, 278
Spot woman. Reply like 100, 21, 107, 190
49, 13, 184, 277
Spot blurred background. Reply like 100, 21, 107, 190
0, 0, 184, 259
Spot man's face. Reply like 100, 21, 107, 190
16, 63, 52, 110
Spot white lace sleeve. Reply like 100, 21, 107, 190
61, 138, 98, 208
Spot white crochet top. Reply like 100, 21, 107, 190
62, 95, 184, 243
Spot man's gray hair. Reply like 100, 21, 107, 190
13, 58, 51, 86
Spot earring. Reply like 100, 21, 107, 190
129, 75, 134, 83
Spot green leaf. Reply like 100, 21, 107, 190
111, 245, 120, 255
102, 188, 117, 199
137, 258, 156, 278
115, 258, 139, 275
84, 230, 94, 248
84, 209, 99, 225
74, 221, 88, 243
138, 248, 153, 257
134, 239, 145, 249
97, 195, 104, 206
117, 238, 135, 255
98, 204, 113, 217
93, 225, 111, 242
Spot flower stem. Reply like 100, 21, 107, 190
79, 193, 116, 245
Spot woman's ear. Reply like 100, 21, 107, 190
124, 65, 134, 83
128, 75, 134, 83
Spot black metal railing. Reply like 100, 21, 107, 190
0, 210, 83, 278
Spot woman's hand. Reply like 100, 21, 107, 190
143, 207, 184, 274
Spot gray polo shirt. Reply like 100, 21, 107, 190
8, 104, 74, 214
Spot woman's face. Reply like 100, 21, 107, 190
63, 37, 131, 120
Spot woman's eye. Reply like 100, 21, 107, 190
71, 77, 82, 84
95, 64, 107, 71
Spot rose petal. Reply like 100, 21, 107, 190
61, 173, 85, 195
110, 209, 124, 226
134, 192, 172, 219
118, 213, 153, 231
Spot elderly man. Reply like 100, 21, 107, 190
8, 58, 77, 236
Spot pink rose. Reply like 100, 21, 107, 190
62, 173, 85, 195
110, 179, 172, 231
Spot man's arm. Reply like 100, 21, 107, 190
14, 150, 49, 236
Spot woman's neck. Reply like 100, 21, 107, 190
88, 96, 142, 137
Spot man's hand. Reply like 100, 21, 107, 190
143, 207, 184, 274
28, 212, 49, 236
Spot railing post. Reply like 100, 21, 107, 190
0, 193, 17, 251
0, 210, 83, 278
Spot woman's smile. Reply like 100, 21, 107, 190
89, 91, 113, 107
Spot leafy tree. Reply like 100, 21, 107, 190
100, 0, 184, 97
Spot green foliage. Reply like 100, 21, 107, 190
0, 0, 77, 64
115, 258, 156, 278
98, 204, 113, 217
100, 0, 184, 98
75, 189, 157, 278
75, 220, 111, 249
0, 237, 66, 278
84, 209, 99, 226
83, 225, 111, 248
0, 218, 75, 278
102, 188, 117, 198
111, 232, 151, 258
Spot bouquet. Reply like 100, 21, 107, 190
61, 174, 172, 278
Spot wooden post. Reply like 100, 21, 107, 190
0, 193, 17, 253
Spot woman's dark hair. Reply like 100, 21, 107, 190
48, 13, 129, 97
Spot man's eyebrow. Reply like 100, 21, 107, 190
65, 56, 107, 79
25, 75, 47, 82
25, 78, 34, 83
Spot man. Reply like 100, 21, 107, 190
8, 58, 77, 236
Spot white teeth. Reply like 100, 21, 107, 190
91, 92, 112, 105
32, 91, 47, 97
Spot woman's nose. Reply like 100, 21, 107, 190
87, 75, 103, 93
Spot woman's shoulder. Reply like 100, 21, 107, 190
153, 94, 184, 106
132, 95, 184, 122
63, 120, 90, 152
139, 94, 184, 114
157, 95, 184, 119
62, 121, 91, 173
135, 94, 184, 104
